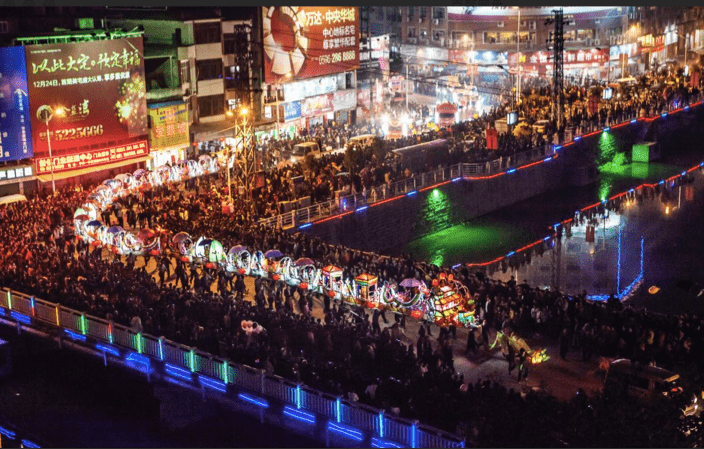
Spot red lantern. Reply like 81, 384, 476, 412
448, 273, 454, 281
272, 274, 280, 281
206, 262, 215, 269
366, 301, 378, 309
328, 290, 336, 298
181, 256, 189, 263
76, 235, 82, 241
91, 241, 100, 247
411, 310, 423, 319
238, 268, 246, 275
150, 249, 160, 256
432, 279, 439, 287
439, 272, 446, 279
300, 282, 309, 290
112, 247, 119, 254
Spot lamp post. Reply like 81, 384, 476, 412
225, 107, 249, 204
37, 105, 65, 194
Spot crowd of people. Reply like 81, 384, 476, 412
0, 65, 702, 446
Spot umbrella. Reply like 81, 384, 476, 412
264, 249, 283, 258
74, 214, 90, 222
172, 232, 190, 244
400, 278, 423, 288
107, 226, 124, 234
115, 173, 131, 183
95, 185, 111, 193
134, 168, 148, 178
295, 258, 314, 267
86, 220, 102, 228
228, 245, 247, 255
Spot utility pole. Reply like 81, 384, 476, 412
546, 8, 567, 136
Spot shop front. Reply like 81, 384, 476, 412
301, 93, 334, 130
0, 165, 36, 198
146, 101, 190, 170
333, 89, 357, 126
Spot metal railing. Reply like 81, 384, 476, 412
0, 288, 465, 448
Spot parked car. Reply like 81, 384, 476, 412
290, 142, 322, 163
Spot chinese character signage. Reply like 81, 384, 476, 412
283, 101, 302, 121
148, 102, 189, 150
34, 140, 148, 175
360, 34, 390, 75
0, 164, 33, 182
25, 37, 148, 161
283, 75, 338, 102
301, 93, 334, 117
509, 49, 608, 66
333, 90, 356, 111
0, 46, 33, 162
262, 6, 359, 81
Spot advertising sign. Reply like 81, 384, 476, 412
25, 37, 148, 164
148, 102, 189, 150
283, 75, 337, 103
283, 101, 302, 121
262, 6, 360, 81
333, 90, 356, 111
509, 49, 608, 66
0, 46, 33, 162
35, 140, 148, 175
360, 34, 390, 74
0, 165, 33, 183
301, 93, 334, 117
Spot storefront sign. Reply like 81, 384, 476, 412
262, 6, 359, 82
25, 37, 148, 160
333, 89, 356, 111
0, 164, 33, 182
510, 49, 608, 66
301, 93, 334, 117
283, 101, 302, 121
148, 102, 189, 150
610, 43, 638, 60
35, 140, 148, 174
0, 46, 33, 162
360, 34, 390, 74
283, 75, 338, 103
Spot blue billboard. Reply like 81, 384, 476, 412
283, 101, 302, 122
0, 46, 33, 162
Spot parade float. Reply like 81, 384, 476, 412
71, 157, 481, 329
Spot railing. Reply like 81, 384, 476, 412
259, 96, 704, 230
0, 288, 465, 448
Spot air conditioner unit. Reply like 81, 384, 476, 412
433, 18, 440, 25
497, 21, 505, 28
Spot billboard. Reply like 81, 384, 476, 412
283, 101, 302, 121
360, 34, 390, 75
25, 37, 148, 169
0, 46, 33, 162
301, 93, 333, 117
148, 102, 189, 150
34, 140, 148, 175
262, 6, 359, 82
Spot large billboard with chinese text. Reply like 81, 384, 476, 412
148, 101, 189, 150
34, 140, 148, 175
262, 6, 359, 82
25, 37, 148, 168
0, 46, 33, 162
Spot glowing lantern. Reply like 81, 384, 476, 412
150, 249, 160, 256
181, 256, 189, 263
238, 268, 246, 275
366, 301, 378, 309
272, 273, 280, 281
206, 262, 215, 269
432, 279, 439, 287
327, 290, 336, 298
91, 241, 101, 247
411, 310, 423, 319
300, 282, 309, 290
448, 273, 454, 281
439, 273, 446, 279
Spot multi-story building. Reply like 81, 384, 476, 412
636, 6, 704, 72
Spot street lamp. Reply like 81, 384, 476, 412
226, 107, 254, 204
37, 105, 65, 194
225, 107, 249, 204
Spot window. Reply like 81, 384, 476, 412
433, 30, 445, 42
407, 7, 414, 19
408, 27, 416, 38
0, 21, 8, 34
194, 21, 221, 44
223, 33, 235, 54
432, 7, 445, 20
179, 60, 190, 85
196, 59, 223, 81
375, 7, 384, 21
420, 29, 428, 39
197, 94, 224, 117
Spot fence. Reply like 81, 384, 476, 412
0, 288, 465, 448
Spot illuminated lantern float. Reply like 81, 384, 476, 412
432, 284, 465, 326
321, 265, 343, 297
355, 273, 378, 307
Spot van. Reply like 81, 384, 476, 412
604, 359, 698, 416
290, 142, 321, 163
346, 134, 376, 151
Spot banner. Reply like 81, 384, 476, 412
148, 102, 189, 150
25, 37, 148, 161
333, 90, 356, 111
262, 6, 360, 81
283, 101, 302, 121
35, 140, 148, 175
301, 93, 334, 117
0, 46, 33, 162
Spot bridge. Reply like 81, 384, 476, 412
0, 289, 465, 448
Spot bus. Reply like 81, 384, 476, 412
391, 139, 450, 171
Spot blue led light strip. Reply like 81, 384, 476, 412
125, 352, 150, 368
238, 393, 269, 408
327, 422, 363, 441
10, 311, 31, 325
506, 168, 516, 174
0, 425, 16, 438
165, 363, 193, 382
356, 206, 368, 212
406, 190, 417, 196
452, 177, 462, 182
164, 375, 191, 389
199, 374, 227, 393
371, 437, 404, 448
543, 157, 553, 162
64, 329, 87, 342
283, 406, 315, 424
95, 343, 120, 357
299, 223, 312, 229
21, 439, 41, 448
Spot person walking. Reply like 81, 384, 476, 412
517, 348, 529, 382
559, 327, 570, 361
